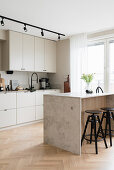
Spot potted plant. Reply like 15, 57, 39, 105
81, 73, 94, 93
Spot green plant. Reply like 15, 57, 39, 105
81, 73, 94, 84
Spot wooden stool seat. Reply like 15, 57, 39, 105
85, 110, 102, 114
101, 107, 114, 111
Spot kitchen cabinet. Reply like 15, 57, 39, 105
17, 92, 35, 108
2, 31, 22, 71
36, 105, 43, 120
17, 107, 35, 124
35, 91, 44, 120
35, 89, 60, 120
35, 37, 45, 72
35, 38, 56, 73
2, 31, 34, 71
2, 30, 56, 73
45, 40, 56, 73
0, 93, 16, 128
36, 91, 44, 105
0, 109, 16, 128
22, 34, 34, 71
17, 92, 35, 124
0, 89, 60, 129
0, 93, 16, 110
9, 31, 22, 71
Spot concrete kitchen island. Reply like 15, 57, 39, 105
44, 93, 114, 155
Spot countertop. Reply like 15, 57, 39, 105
0, 89, 60, 94
45, 92, 114, 99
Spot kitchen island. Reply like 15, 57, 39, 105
44, 93, 114, 155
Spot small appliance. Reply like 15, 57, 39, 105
39, 78, 50, 89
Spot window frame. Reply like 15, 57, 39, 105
87, 39, 106, 91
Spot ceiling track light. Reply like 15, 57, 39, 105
41, 29, 44, 36
58, 34, 60, 40
23, 24, 27, 32
1, 17, 4, 26
0, 15, 65, 40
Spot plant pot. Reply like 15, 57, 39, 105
85, 83, 93, 94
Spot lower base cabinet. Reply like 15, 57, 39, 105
0, 90, 60, 129
17, 107, 35, 124
36, 105, 43, 120
0, 109, 16, 128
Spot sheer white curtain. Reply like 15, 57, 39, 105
70, 33, 87, 93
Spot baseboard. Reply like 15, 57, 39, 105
0, 120, 43, 131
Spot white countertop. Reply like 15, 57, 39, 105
45, 92, 114, 99
0, 89, 60, 94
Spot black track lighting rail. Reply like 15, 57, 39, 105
0, 15, 65, 38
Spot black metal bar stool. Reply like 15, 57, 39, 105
81, 110, 108, 154
100, 107, 114, 147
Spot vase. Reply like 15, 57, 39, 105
85, 83, 93, 94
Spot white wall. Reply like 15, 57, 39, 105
48, 39, 70, 92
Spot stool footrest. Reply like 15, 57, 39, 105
84, 134, 104, 142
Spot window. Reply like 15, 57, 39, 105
83, 37, 114, 93
109, 41, 114, 92
87, 43, 104, 92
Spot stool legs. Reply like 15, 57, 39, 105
97, 116, 108, 149
102, 111, 112, 147
94, 116, 98, 154
81, 114, 108, 154
105, 116, 108, 137
108, 111, 112, 146
90, 122, 93, 144
81, 116, 90, 146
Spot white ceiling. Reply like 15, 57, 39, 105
0, 0, 114, 40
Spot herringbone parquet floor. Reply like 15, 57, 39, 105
0, 122, 114, 170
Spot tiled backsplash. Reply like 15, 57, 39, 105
0, 71, 48, 89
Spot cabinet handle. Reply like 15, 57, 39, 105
4, 109, 7, 111
43, 70, 47, 71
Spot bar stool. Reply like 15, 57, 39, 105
100, 107, 114, 147
81, 110, 108, 154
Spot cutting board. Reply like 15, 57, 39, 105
0, 78, 5, 90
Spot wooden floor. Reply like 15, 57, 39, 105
0, 122, 114, 170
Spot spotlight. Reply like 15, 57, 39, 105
1, 17, 4, 26
41, 29, 44, 36
23, 24, 27, 32
58, 34, 60, 40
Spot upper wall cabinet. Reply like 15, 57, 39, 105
2, 31, 22, 71
35, 38, 56, 73
35, 37, 45, 72
1, 30, 56, 73
22, 34, 34, 71
2, 31, 35, 71
45, 40, 56, 73
9, 31, 22, 71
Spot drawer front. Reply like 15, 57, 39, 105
0, 93, 16, 111
36, 91, 44, 105
36, 105, 43, 120
17, 106, 35, 124
17, 92, 35, 108
0, 109, 16, 128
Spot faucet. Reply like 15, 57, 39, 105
96, 86, 104, 93
31, 72, 38, 90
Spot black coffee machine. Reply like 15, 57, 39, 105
39, 78, 50, 89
